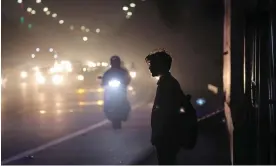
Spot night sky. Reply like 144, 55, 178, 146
2, 0, 224, 91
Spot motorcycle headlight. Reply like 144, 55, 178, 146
36, 75, 46, 84
52, 75, 63, 85
20, 71, 28, 78
77, 75, 84, 81
108, 80, 121, 87
130, 71, 136, 78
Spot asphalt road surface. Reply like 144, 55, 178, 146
2, 84, 231, 165
2, 84, 151, 165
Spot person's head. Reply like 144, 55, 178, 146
145, 49, 172, 77
110, 55, 121, 68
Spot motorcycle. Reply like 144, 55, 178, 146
98, 76, 131, 129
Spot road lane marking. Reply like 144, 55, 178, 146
1, 103, 144, 165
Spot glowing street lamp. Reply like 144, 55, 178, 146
31, 10, 36, 15
83, 36, 88, 41
43, 7, 48, 12
36, 48, 40, 52
49, 48, 54, 52
122, 6, 129, 11
130, 3, 136, 7
70, 25, 74, 30
59, 20, 64, 24
36, 0, 42, 3
81, 26, 86, 31
96, 28, 100, 33
31, 54, 35, 58
85, 28, 90, 32
127, 11, 133, 16
17, 0, 23, 3
46, 11, 51, 15
27, 7, 32, 12
52, 13, 57, 18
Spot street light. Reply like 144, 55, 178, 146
49, 48, 54, 52
70, 25, 74, 30
36, 0, 42, 3
83, 36, 88, 41
31, 54, 35, 58
130, 3, 136, 7
85, 28, 90, 32
17, 0, 23, 3
81, 26, 86, 31
52, 13, 57, 18
96, 28, 100, 33
122, 6, 129, 11
59, 20, 64, 24
43, 7, 48, 12
27, 7, 32, 12
127, 11, 133, 16
46, 11, 51, 15
31, 10, 36, 15
36, 48, 40, 52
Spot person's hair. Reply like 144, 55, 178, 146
145, 49, 172, 72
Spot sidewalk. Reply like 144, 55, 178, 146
138, 112, 232, 165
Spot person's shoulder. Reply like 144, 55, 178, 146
162, 74, 181, 89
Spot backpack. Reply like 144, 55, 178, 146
177, 91, 198, 150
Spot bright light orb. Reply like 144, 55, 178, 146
17, 0, 23, 3
27, 7, 32, 12
31, 10, 36, 15
83, 36, 88, 41
43, 7, 48, 12
52, 13, 57, 18
81, 26, 86, 31
70, 25, 74, 30
59, 20, 64, 24
49, 48, 54, 52
96, 28, 100, 33
127, 11, 133, 16
31, 54, 35, 58
46, 11, 51, 15
36, 0, 42, 3
130, 3, 136, 7
36, 48, 40, 52
122, 6, 129, 11
85, 28, 90, 32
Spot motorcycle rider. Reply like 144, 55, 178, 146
101, 55, 131, 128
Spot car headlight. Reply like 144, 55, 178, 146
52, 75, 63, 85
77, 75, 84, 81
108, 80, 121, 87
36, 75, 46, 84
130, 71, 136, 78
20, 71, 28, 78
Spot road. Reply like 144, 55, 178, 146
1, 84, 152, 165
2, 83, 231, 165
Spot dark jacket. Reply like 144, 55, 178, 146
151, 72, 183, 145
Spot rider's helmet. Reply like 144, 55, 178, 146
110, 55, 121, 68
145, 49, 172, 76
